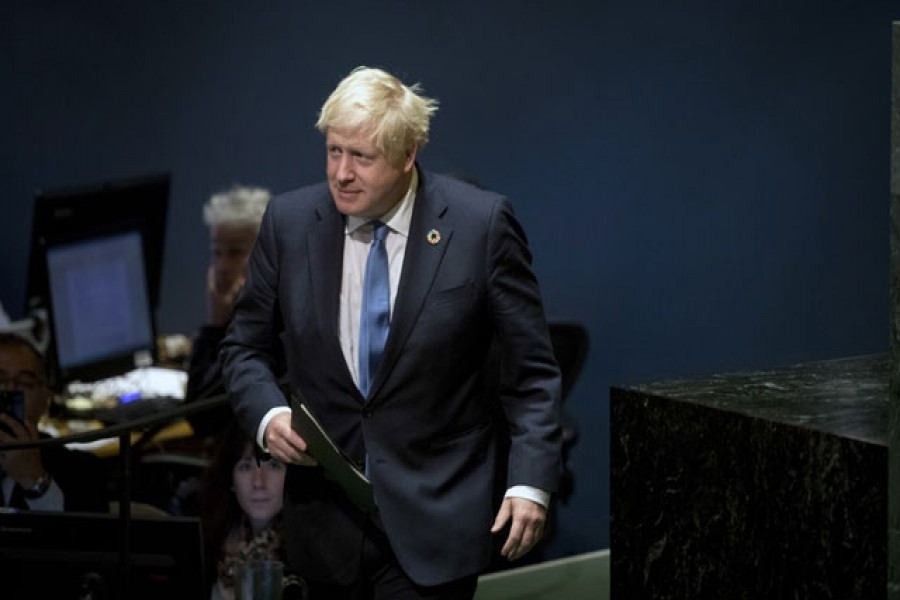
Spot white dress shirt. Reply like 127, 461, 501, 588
0, 472, 64, 511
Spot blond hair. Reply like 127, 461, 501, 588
316, 66, 439, 167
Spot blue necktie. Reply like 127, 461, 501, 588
359, 221, 390, 397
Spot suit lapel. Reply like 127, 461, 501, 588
370, 173, 453, 399
308, 199, 353, 386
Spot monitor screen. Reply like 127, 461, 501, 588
25, 173, 169, 385
0, 510, 205, 598
25, 172, 169, 315
45, 230, 156, 384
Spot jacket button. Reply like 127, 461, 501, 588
363, 409, 373, 418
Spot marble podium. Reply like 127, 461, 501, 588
612, 354, 887, 598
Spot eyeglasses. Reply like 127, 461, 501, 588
0, 373, 45, 392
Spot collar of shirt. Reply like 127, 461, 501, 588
344, 167, 418, 238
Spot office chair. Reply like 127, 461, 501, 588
548, 321, 589, 504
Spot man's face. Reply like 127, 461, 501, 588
209, 222, 258, 293
326, 128, 416, 220
0, 345, 50, 427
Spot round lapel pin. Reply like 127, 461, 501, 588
426, 229, 441, 245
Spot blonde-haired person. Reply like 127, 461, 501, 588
221, 66, 562, 599
316, 66, 438, 168
185, 185, 271, 438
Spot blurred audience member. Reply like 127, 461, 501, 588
0, 332, 108, 512
148, 185, 271, 519
186, 185, 271, 437
199, 422, 306, 599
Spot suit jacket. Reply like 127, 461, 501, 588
220, 167, 562, 587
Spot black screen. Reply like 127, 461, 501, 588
0, 510, 205, 599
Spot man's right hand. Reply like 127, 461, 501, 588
264, 411, 318, 466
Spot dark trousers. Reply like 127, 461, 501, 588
305, 518, 478, 600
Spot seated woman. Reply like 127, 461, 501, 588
199, 421, 306, 599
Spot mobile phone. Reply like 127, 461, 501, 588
0, 389, 26, 434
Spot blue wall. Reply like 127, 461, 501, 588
2, 1, 897, 558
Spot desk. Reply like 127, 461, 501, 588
2, 386, 225, 522
44, 362, 194, 457
46, 418, 195, 458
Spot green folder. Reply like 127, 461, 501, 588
289, 392, 376, 513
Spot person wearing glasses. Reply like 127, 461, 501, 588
0, 332, 108, 511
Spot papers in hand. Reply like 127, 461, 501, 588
289, 392, 376, 513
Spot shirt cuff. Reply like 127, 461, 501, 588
504, 485, 550, 509
25, 479, 64, 512
257, 406, 292, 450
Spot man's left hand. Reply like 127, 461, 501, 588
490, 496, 547, 562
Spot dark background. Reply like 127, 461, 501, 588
2, 0, 897, 559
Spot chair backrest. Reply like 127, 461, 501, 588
548, 322, 589, 401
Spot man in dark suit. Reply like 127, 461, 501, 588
220, 66, 562, 599
0, 333, 108, 512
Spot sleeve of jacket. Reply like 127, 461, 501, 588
487, 197, 563, 494
218, 198, 290, 438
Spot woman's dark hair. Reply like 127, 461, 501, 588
198, 421, 255, 587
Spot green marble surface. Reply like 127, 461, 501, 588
630, 353, 888, 445
612, 355, 887, 598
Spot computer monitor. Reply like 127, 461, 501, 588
25, 173, 169, 315
45, 229, 156, 384
0, 510, 205, 599
25, 173, 169, 385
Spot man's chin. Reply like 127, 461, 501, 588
332, 196, 366, 217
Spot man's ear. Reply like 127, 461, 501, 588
403, 145, 418, 172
